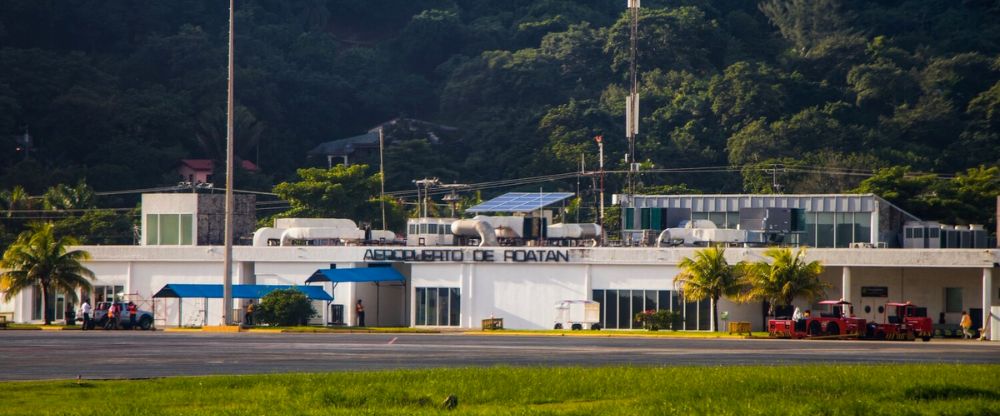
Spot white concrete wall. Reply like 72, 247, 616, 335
469, 264, 587, 330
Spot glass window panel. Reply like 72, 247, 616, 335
605, 290, 617, 329
928, 228, 939, 238
618, 290, 631, 329
632, 291, 643, 329
419, 224, 428, 234
416, 288, 426, 326
645, 290, 657, 312
429, 224, 438, 234
438, 288, 449, 326
657, 291, 669, 312
708, 212, 726, 228
816, 213, 834, 248
945, 288, 963, 313
913, 228, 923, 238
685, 300, 697, 330
180, 214, 193, 245
640, 208, 650, 229
426, 288, 438, 326
671, 291, 683, 313
146, 214, 158, 245
836, 213, 853, 248
699, 300, 711, 330
725, 212, 739, 229
854, 212, 871, 244
692, 212, 709, 220
593, 290, 605, 327
624, 209, 635, 230
160, 214, 180, 245
449, 288, 460, 326
905, 228, 913, 239
803, 212, 817, 247
408, 224, 416, 234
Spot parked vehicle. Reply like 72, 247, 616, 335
866, 302, 933, 342
553, 300, 601, 330
92, 301, 154, 330
768, 300, 866, 339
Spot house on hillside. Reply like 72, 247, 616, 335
177, 159, 260, 185
308, 118, 458, 168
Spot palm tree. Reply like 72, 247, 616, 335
675, 246, 743, 332
1, 223, 95, 325
738, 247, 829, 315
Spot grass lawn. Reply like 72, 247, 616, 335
3, 365, 998, 415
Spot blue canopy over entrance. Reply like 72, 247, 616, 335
305, 267, 405, 284
152, 284, 333, 301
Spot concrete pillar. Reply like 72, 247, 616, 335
584, 265, 592, 299
842, 266, 852, 303
984, 267, 993, 337
870, 204, 879, 245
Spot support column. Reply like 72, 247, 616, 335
984, 268, 993, 338
842, 266, 852, 303
583, 265, 592, 299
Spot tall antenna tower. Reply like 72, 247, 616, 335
625, 0, 640, 239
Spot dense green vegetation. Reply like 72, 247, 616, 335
0, 1, 998, 239
1, 365, 998, 414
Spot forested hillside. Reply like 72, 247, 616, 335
1, 1, 998, 230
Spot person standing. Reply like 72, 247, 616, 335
960, 310, 973, 339
105, 302, 119, 330
127, 302, 138, 330
244, 300, 255, 326
355, 299, 365, 327
80, 300, 92, 330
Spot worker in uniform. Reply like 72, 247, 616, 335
356, 299, 365, 327
127, 302, 138, 329
245, 300, 255, 326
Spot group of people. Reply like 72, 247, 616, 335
77, 300, 140, 330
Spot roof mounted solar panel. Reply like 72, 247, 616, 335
466, 192, 574, 213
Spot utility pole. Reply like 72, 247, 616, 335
595, 135, 605, 241
379, 127, 386, 230
221, 0, 236, 326
765, 163, 785, 194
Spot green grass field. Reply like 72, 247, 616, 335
3, 365, 998, 415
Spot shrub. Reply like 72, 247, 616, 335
635, 309, 681, 331
257, 288, 316, 326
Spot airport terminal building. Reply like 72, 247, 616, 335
2, 193, 997, 340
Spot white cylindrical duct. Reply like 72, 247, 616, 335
451, 219, 498, 247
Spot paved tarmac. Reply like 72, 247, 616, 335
0, 331, 997, 381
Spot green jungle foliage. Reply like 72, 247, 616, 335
0, 1, 998, 240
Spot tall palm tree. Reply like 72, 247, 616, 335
1, 223, 95, 325
738, 247, 829, 315
675, 246, 743, 332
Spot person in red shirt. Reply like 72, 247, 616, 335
127, 302, 138, 330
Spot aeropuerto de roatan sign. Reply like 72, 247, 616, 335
363, 248, 570, 263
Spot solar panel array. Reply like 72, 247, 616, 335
466, 192, 574, 213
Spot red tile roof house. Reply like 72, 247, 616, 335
178, 159, 259, 185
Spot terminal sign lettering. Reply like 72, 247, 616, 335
363, 248, 570, 263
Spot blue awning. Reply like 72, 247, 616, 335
305, 267, 405, 284
152, 284, 332, 301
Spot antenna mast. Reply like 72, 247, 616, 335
625, 0, 640, 240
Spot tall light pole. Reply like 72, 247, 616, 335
221, 0, 236, 325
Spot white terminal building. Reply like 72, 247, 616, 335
1, 192, 997, 340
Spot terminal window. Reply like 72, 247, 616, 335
415, 287, 460, 326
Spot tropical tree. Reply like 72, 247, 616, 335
738, 247, 829, 315
0, 223, 95, 325
674, 246, 743, 332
